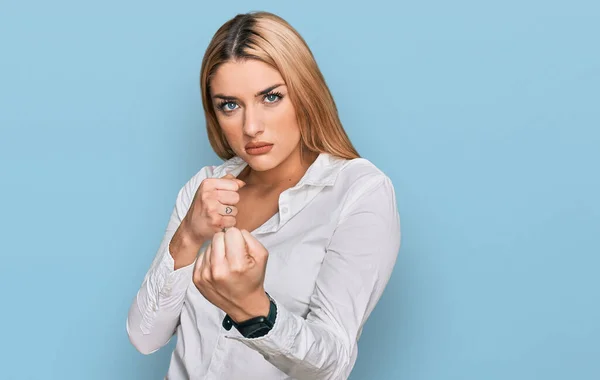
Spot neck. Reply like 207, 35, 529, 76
243, 147, 319, 189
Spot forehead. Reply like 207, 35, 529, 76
210, 59, 284, 96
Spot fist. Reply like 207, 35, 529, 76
193, 227, 270, 322
181, 173, 245, 247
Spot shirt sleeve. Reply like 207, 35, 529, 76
228, 175, 401, 379
126, 166, 212, 355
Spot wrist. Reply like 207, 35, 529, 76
228, 291, 271, 323
170, 225, 204, 270
223, 292, 277, 338
179, 219, 206, 248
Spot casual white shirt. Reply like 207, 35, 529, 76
126, 152, 401, 380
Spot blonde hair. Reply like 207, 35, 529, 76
200, 11, 360, 160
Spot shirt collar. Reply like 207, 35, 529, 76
211, 152, 347, 188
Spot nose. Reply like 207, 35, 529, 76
242, 105, 264, 137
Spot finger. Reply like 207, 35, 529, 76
220, 216, 236, 229
224, 228, 248, 271
198, 243, 210, 269
211, 231, 227, 271
222, 173, 247, 189
216, 190, 240, 206
221, 173, 246, 189
202, 177, 244, 192
218, 204, 238, 217
241, 229, 267, 262
200, 244, 212, 282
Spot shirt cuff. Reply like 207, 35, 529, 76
155, 248, 195, 304
138, 248, 195, 333
224, 297, 297, 356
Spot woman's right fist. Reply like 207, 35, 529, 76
179, 173, 246, 248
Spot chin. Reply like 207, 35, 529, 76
244, 154, 281, 172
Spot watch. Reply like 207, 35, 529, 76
222, 293, 277, 338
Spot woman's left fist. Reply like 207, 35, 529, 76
193, 227, 270, 321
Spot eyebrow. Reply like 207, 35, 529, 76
213, 83, 285, 101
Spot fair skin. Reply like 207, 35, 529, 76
169, 59, 318, 322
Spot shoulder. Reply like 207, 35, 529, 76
338, 157, 388, 181
336, 157, 394, 194
332, 157, 397, 216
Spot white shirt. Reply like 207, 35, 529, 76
127, 152, 401, 380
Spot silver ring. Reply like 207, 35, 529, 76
225, 206, 232, 214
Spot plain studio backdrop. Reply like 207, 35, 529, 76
0, 1, 598, 379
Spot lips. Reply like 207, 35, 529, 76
245, 141, 272, 150
245, 141, 274, 155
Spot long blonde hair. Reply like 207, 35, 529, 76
200, 11, 360, 160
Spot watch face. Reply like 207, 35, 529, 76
222, 315, 234, 331
222, 294, 277, 337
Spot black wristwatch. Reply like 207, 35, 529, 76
222, 293, 277, 338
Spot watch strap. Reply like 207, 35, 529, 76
222, 293, 277, 338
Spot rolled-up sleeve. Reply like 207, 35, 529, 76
229, 175, 401, 379
126, 167, 210, 355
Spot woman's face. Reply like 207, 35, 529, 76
210, 59, 301, 172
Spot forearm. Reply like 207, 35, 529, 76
228, 299, 351, 380
127, 165, 213, 354
170, 222, 205, 270
127, 245, 195, 354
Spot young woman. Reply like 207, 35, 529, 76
127, 11, 401, 380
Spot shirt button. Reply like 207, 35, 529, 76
281, 207, 288, 214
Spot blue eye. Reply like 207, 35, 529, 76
265, 94, 279, 102
219, 101, 238, 112
264, 91, 283, 104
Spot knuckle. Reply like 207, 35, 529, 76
194, 270, 205, 286
199, 179, 212, 192
202, 267, 212, 281
223, 216, 236, 228
211, 267, 226, 281
257, 249, 268, 260
205, 202, 217, 213
200, 191, 211, 203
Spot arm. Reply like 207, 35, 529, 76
126, 167, 210, 355
228, 175, 401, 379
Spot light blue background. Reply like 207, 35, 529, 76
1, 1, 598, 379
